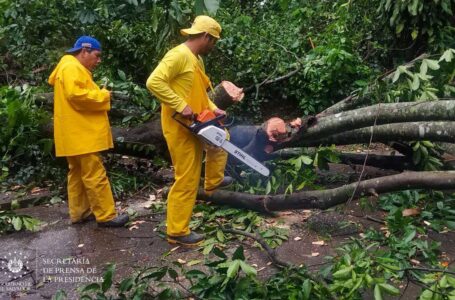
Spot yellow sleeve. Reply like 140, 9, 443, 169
146, 50, 188, 113
198, 56, 218, 111
208, 98, 218, 111
62, 65, 110, 111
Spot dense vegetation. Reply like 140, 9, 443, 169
1, 0, 455, 299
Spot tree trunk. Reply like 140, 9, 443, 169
294, 121, 455, 147
196, 171, 455, 213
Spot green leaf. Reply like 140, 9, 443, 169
194, 0, 205, 14
302, 279, 311, 300
424, 59, 440, 70
408, 0, 418, 16
186, 260, 202, 266
379, 283, 400, 295
411, 74, 420, 90
232, 246, 245, 260
439, 49, 454, 63
239, 260, 257, 276
445, 220, 455, 229
50, 196, 62, 204
52, 289, 67, 300
122, 115, 133, 123
118, 278, 134, 292
374, 284, 383, 300
301, 155, 313, 165
118, 70, 127, 81
168, 268, 178, 280
216, 230, 225, 242
204, 0, 220, 14
392, 67, 404, 83
81, 283, 101, 293
265, 181, 271, 194
212, 246, 227, 259
403, 229, 416, 243
333, 266, 353, 279
396, 23, 404, 34
12, 217, 22, 231
226, 260, 240, 278
102, 264, 115, 292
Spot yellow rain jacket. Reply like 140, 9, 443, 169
147, 44, 227, 237
48, 55, 113, 157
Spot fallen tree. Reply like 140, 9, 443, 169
36, 83, 455, 211
197, 171, 455, 213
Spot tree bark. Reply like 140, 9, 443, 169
304, 100, 455, 141
300, 121, 455, 147
196, 171, 455, 213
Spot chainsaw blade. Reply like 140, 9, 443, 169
221, 140, 270, 177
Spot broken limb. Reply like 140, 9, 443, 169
196, 171, 455, 213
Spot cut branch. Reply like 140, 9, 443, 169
197, 171, 455, 213
305, 100, 455, 141
291, 121, 455, 147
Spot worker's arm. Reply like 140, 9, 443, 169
146, 51, 188, 113
62, 65, 110, 111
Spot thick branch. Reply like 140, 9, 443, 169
197, 171, 455, 213
318, 95, 366, 116
305, 100, 455, 141
292, 122, 455, 147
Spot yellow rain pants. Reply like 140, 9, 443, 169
66, 153, 117, 223
146, 44, 227, 236
165, 66, 228, 236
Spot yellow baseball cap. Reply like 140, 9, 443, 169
180, 15, 222, 39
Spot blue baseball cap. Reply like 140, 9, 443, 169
66, 36, 102, 53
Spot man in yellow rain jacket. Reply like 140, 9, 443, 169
48, 36, 129, 227
147, 16, 232, 246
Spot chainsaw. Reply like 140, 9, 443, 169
172, 110, 270, 177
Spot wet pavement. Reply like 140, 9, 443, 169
1, 194, 454, 299
0, 203, 172, 299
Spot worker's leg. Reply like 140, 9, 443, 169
204, 146, 228, 192
204, 129, 229, 192
66, 156, 91, 223
79, 153, 117, 222
165, 130, 203, 237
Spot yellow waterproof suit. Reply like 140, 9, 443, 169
146, 44, 228, 237
48, 55, 116, 223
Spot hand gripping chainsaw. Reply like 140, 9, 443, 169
173, 110, 270, 177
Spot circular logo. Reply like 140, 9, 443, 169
1, 251, 30, 280
7, 257, 23, 273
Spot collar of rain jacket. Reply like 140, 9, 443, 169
48, 55, 91, 86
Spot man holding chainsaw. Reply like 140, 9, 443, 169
146, 16, 231, 246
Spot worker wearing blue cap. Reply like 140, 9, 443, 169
48, 36, 129, 227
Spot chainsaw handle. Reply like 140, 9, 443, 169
172, 112, 193, 129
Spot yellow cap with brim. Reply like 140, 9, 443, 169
180, 15, 221, 39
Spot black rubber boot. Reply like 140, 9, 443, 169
72, 214, 96, 224
217, 176, 234, 189
97, 214, 129, 228
167, 232, 205, 246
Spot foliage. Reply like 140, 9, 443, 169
387, 49, 455, 102
377, 0, 455, 51
0, 0, 196, 83
190, 203, 289, 255
323, 240, 401, 299
0, 210, 41, 234
0, 85, 62, 186
58, 247, 333, 299
103, 69, 160, 126
379, 190, 455, 233
211, 0, 378, 119
232, 146, 339, 195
